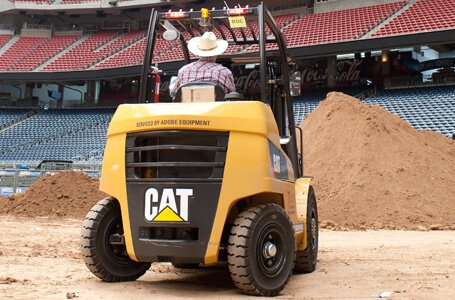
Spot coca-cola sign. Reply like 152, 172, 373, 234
232, 59, 364, 91
299, 59, 362, 84
235, 69, 261, 90
158, 58, 365, 94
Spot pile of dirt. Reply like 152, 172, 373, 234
0, 171, 107, 219
301, 92, 455, 230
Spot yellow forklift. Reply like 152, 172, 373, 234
81, 3, 318, 296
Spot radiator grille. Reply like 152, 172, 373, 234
125, 130, 229, 182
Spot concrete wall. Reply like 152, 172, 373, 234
4, 0, 166, 12
0, 0, 14, 13
0, 15, 16, 28
314, 0, 404, 14
0, 84, 22, 100
20, 28, 52, 38
54, 30, 83, 37
0, 83, 87, 107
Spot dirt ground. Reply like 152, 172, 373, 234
1, 216, 454, 299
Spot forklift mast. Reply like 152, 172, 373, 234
138, 3, 302, 178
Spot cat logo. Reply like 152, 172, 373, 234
144, 188, 192, 222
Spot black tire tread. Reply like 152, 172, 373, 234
294, 249, 314, 273
294, 187, 318, 273
80, 197, 150, 282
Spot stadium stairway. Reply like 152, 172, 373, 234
91, 30, 147, 69
0, 34, 14, 55
37, 33, 88, 71
83, 30, 146, 70
0, 108, 41, 133
0, 35, 19, 56
43, 30, 122, 71
362, 0, 416, 39
280, 2, 406, 48
372, 0, 455, 37
93, 37, 147, 69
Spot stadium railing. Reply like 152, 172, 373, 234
0, 162, 102, 196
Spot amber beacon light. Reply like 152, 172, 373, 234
199, 8, 211, 27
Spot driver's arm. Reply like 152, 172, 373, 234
223, 69, 236, 93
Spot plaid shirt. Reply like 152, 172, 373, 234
170, 60, 236, 98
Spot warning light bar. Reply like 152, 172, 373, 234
227, 7, 252, 16
164, 11, 189, 19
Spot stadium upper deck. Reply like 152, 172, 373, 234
0, 0, 454, 77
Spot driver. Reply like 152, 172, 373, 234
170, 31, 236, 98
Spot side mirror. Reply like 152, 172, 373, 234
290, 71, 301, 97
163, 29, 179, 41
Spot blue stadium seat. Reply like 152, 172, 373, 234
0, 108, 115, 163
365, 86, 455, 137
0, 108, 32, 128
293, 85, 455, 138
292, 86, 369, 125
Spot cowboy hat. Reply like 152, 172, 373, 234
187, 31, 228, 57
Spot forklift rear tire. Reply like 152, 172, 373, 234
294, 187, 318, 273
80, 197, 151, 282
228, 204, 295, 296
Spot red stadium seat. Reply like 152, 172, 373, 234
43, 30, 143, 71
373, 0, 455, 37
282, 2, 405, 47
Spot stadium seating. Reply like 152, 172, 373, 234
0, 30, 145, 71
7, 36, 78, 71
60, 0, 101, 3
0, 37, 48, 71
0, 108, 114, 163
95, 38, 147, 69
0, 4, 408, 71
95, 13, 300, 68
364, 86, 455, 137
0, 2, 452, 71
13, 0, 55, 4
1, 124, 109, 162
44, 30, 122, 71
96, 29, 146, 58
0, 108, 32, 128
282, 2, 405, 47
293, 86, 455, 138
0, 34, 12, 49
293, 86, 370, 125
373, 0, 455, 37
